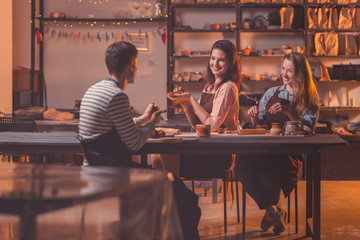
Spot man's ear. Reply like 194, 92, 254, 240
128, 60, 135, 71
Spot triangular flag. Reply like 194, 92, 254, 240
161, 31, 167, 45
35, 28, 43, 44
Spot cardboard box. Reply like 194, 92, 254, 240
13, 68, 39, 93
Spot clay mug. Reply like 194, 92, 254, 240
270, 123, 283, 136
196, 124, 211, 137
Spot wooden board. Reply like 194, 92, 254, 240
238, 129, 267, 135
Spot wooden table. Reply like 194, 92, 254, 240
0, 162, 179, 240
0, 132, 81, 155
140, 133, 347, 240
0, 132, 347, 239
35, 120, 79, 132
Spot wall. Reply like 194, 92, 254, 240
12, 1, 360, 122
0, 0, 13, 115
13, 0, 167, 114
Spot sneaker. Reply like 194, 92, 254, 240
273, 206, 287, 235
260, 206, 287, 234
260, 209, 275, 231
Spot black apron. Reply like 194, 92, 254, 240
81, 78, 140, 167
239, 87, 302, 197
82, 127, 139, 167
180, 86, 233, 178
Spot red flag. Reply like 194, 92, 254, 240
161, 31, 167, 45
36, 28, 43, 44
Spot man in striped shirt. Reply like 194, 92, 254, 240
79, 42, 164, 166
79, 41, 201, 239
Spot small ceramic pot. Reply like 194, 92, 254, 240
196, 124, 211, 137
270, 123, 283, 136
284, 121, 302, 135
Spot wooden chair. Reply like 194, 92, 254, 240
180, 154, 240, 233
0, 117, 37, 132
0, 117, 37, 162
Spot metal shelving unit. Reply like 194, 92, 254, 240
167, 0, 360, 121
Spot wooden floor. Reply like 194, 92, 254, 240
198, 180, 360, 240
1, 180, 360, 239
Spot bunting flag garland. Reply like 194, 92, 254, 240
42, 27, 167, 45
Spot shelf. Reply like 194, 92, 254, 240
308, 3, 360, 7
171, 29, 235, 33
172, 55, 210, 58
309, 55, 360, 59
239, 3, 305, 8
240, 54, 285, 57
242, 79, 280, 83
320, 106, 360, 111
171, 3, 236, 8
307, 29, 360, 32
40, 17, 164, 23
318, 80, 360, 83
240, 29, 304, 33
171, 81, 206, 84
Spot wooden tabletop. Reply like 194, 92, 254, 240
0, 132, 347, 155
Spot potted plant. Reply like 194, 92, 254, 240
267, 10, 281, 29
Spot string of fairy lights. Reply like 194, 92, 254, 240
28, 0, 168, 44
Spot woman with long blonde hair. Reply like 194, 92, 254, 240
239, 52, 319, 235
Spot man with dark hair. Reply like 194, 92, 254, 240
79, 41, 201, 239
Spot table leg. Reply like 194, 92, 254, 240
20, 207, 36, 240
140, 153, 147, 166
305, 154, 313, 237
313, 149, 321, 240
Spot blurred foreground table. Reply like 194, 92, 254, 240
0, 163, 181, 240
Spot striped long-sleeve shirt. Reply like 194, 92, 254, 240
79, 79, 155, 152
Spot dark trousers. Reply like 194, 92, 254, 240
85, 150, 201, 240
237, 155, 282, 210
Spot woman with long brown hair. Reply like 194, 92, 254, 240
153, 39, 242, 176
239, 52, 319, 235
